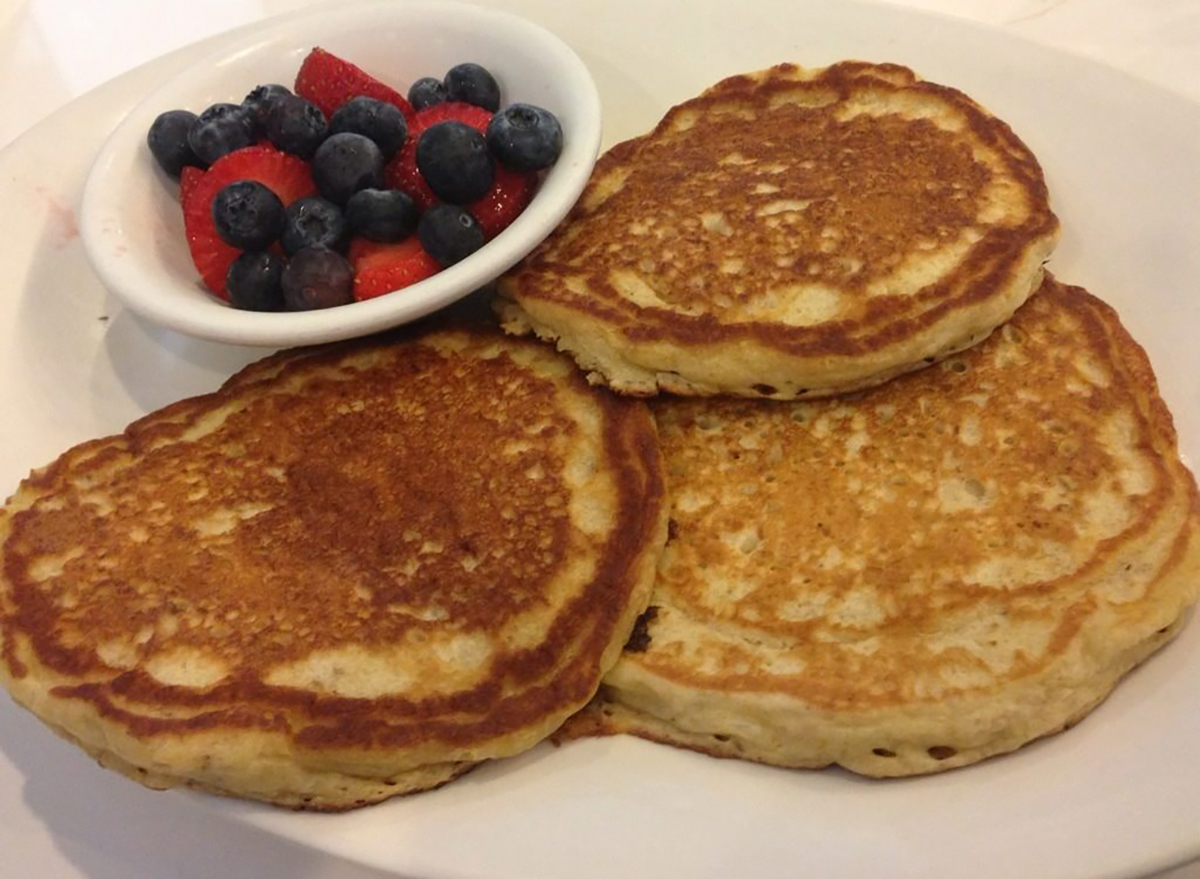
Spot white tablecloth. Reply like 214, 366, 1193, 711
1, 1, 1196, 877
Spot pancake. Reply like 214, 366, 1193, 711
564, 278, 1200, 776
0, 324, 668, 809
497, 61, 1060, 399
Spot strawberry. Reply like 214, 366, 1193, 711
349, 237, 439, 301
384, 139, 436, 210
385, 102, 492, 210
469, 164, 537, 239
179, 165, 204, 205
295, 48, 413, 121
384, 102, 537, 238
181, 145, 315, 298
412, 101, 494, 133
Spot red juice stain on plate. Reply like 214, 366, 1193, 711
34, 186, 79, 248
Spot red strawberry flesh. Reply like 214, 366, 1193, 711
384, 102, 538, 238
413, 102, 493, 133
385, 103, 494, 210
349, 237, 440, 301
180, 145, 315, 298
469, 164, 537, 239
295, 47, 414, 121
179, 165, 204, 205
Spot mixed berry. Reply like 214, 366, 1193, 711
147, 49, 563, 311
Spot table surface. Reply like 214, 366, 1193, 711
2, 1, 1197, 877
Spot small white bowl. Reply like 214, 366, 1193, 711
80, 0, 600, 347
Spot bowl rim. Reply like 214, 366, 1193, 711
79, 0, 601, 347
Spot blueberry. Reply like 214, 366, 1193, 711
418, 204, 484, 267
265, 95, 328, 160
241, 84, 293, 136
188, 103, 255, 165
147, 109, 201, 176
408, 77, 447, 111
443, 63, 500, 112
486, 103, 563, 172
345, 189, 419, 242
416, 121, 494, 204
281, 248, 355, 310
226, 251, 284, 311
211, 181, 284, 250
281, 196, 347, 255
328, 97, 407, 160
311, 132, 385, 206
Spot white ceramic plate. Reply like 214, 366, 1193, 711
1, 1, 1199, 878
79, 0, 601, 347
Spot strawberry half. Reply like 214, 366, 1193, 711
349, 237, 440, 301
384, 102, 537, 238
181, 145, 315, 298
384, 141, 436, 211
469, 164, 537, 240
295, 47, 414, 121
179, 165, 204, 205
413, 101, 494, 133
385, 103, 492, 210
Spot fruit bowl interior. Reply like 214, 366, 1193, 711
80, 0, 601, 347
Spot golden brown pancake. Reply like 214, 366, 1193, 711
0, 323, 667, 809
562, 278, 1200, 776
497, 61, 1060, 399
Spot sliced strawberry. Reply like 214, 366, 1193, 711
349, 237, 439, 301
181, 145, 315, 298
469, 164, 537, 239
412, 101, 493, 133
295, 47, 413, 121
384, 139, 436, 210
383, 102, 537, 239
179, 165, 204, 204
385, 102, 493, 210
